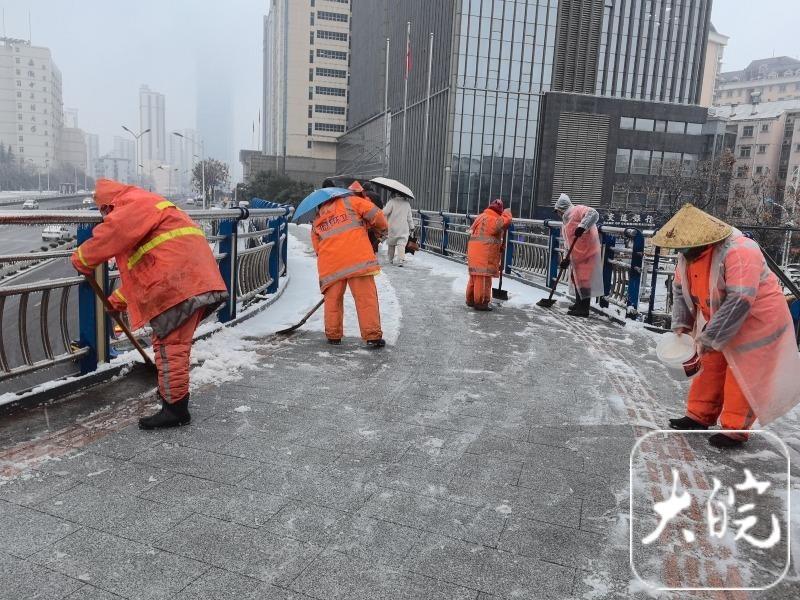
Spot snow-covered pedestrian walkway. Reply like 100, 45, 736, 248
0, 227, 798, 599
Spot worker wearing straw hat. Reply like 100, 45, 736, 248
652, 204, 800, 448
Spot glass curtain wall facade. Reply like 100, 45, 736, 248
449, 0, 559, 217
339, 0, 712, 217
596, 0, 711, 104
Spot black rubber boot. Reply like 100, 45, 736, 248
327, 338, 342, 345
366, 338, 386, 349
567, 298, 590, 317
668, 415, 708, 430
474, 304, 493, 312
139, 394, 191, 430
709, 433, 745, 449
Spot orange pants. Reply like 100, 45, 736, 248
466, 275, 492, 307
686, 350, 756, 440
152, 309, 204, 404
323, 275, 382, 341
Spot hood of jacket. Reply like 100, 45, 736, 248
94, 179, 142, 210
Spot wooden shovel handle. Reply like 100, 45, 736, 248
83, 275, 155, 367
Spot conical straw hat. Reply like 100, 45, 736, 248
651, 204, 733, 249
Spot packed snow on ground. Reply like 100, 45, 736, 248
242, 227, 401, 344
175, 228, 403, 388
408, 250, 551, 307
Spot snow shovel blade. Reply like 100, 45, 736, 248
492, 287, 509, 300
536, 297, 558, 308
129, 360, 159, 379
275, 298, 324, 335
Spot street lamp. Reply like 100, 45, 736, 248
173, 132, 205, 208
122, 125, 151, 187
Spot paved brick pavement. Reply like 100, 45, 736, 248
0, 234, 797, 599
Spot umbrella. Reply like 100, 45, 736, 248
292, 187, 352, 223
370, 177, 414, 200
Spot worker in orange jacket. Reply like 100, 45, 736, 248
466, 199, 513, 311
311, 187, 388, 347
70, 179, 228, 430
653, 204, 800, 448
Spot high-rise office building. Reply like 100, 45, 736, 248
169, 128, 196, 194
57, 127, 87, 171
339, 0, 712, 217
63, 107, 79, 129
259, 0, 350, 184
0, 37, 63, 170
85, 132, 100, 180
139, 84, 166, 164
699, 24, 728, 107
112, 136, 136, 166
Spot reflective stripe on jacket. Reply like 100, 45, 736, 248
466, 208, 512, 277
311, 194, 388, 291
673, 230, 800, 424
72, 179, 227, 330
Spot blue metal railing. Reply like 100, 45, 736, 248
413, 210, 664, 322
0, 200, 291, 384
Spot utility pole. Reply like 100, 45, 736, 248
383, 37, 390, 173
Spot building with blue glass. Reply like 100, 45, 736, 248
337, 0, 712, 218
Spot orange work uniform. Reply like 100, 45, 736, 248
311, 194, 388, 341
684, 248, 755, 439
71, 179, 227, 403
466, 207, 513, 307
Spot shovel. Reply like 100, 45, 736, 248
537, 242, 576, 308
492, 230, 510, 301
83, 275, 157, 374
276, 298, 324, 335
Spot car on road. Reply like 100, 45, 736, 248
82, 197, 94, 207
22, 199, 39, 209
185, 197, 198, 206
42, 225, 71, 241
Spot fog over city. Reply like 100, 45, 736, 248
2, 1, 796, 182
2, 0, 265, 177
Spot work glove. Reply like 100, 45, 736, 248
574, 227, 586, 238
559, 258, 570, 270
70, 251, 94, 275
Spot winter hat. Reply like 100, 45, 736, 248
554, 193, 572, 211
488, 199, 504, 214
651, 204, 733, 249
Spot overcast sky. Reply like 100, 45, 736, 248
2, 0, 264, 179
1, 1, 797, 182
710, 0, 799, 71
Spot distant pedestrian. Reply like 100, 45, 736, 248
312, 186, 389, 348
466, 198, 512, 311
554, 193, 604, 317
71, 179, 228, 430
383, 194, 415, 266
653, 204, 800, 448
